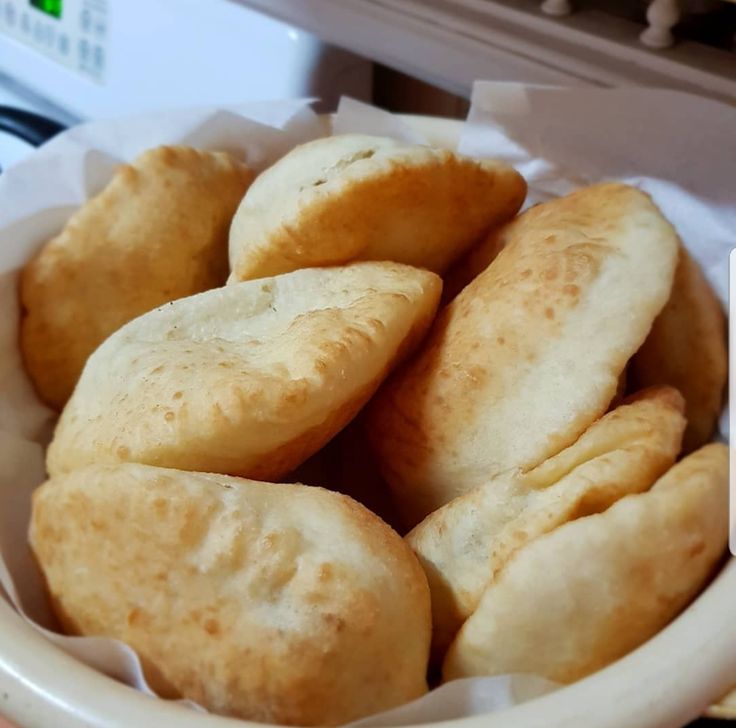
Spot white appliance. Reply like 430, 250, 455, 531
0, 74, 69, 169
0, 0, 371, 168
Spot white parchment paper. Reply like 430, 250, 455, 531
0, 87, 732, 725
333, 97, 427, 144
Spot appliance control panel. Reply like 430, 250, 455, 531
0, 0, 108, 82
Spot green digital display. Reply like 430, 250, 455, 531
30, 0, 62, 19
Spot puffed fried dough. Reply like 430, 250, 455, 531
444, 443, 728, 683
630, 244, 726, 453
228, 134, 526, 281
407, 386, 686, 660
46, 262, 442, 479
20, 145, 253, 409
368, 183, 680, 526
29, 463, 431, 726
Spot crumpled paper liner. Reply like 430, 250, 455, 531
0, 87, 732, 726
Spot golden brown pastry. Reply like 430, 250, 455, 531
29, 463, 431, 726
368, 183, 679, 527
228, 134, 526, 281
443, 443, 728, 683
21, 145, 253, 409
47, 262, 442, 479
630, 244, 726, 452
408, 386, 686, 661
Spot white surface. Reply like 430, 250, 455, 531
0, 0, 371, 119
0, 134, 33, 171
0, 89, 734, 728
232, 0, 736, 102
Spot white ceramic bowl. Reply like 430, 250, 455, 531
0, 113, 733, 728
1, 560, 734, 728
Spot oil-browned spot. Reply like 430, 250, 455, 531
545, 307, 555, 320
497, 336, 506, 345
318, 563, 333, 582
520, 269, 532, 279
563, 284, 580, 297
116, 446, 130, 458
323, 613, 346, 632
285, 389, 306, 404
127, 607, 141, 627
173, 391, 183, 400
164, 411, 175, 422
544, 235, 556, 244
467, 365, 486, 383
204, 618, 221, 636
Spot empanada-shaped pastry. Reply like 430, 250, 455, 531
47, 262, 441, 478
630, 244, 726, 452
368, 183, 679, 526
444, 443, 728, 683
21, 146, 253, 409
228, 134, 526, 281
29, 463, 431, 726
408, 386, 686, 660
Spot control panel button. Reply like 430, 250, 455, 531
92, 43, 104, 71
5, 0, 108, 81
4, 3, 16, 27
78, 37, 90, 64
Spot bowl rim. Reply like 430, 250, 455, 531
1, 559, 734, 728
